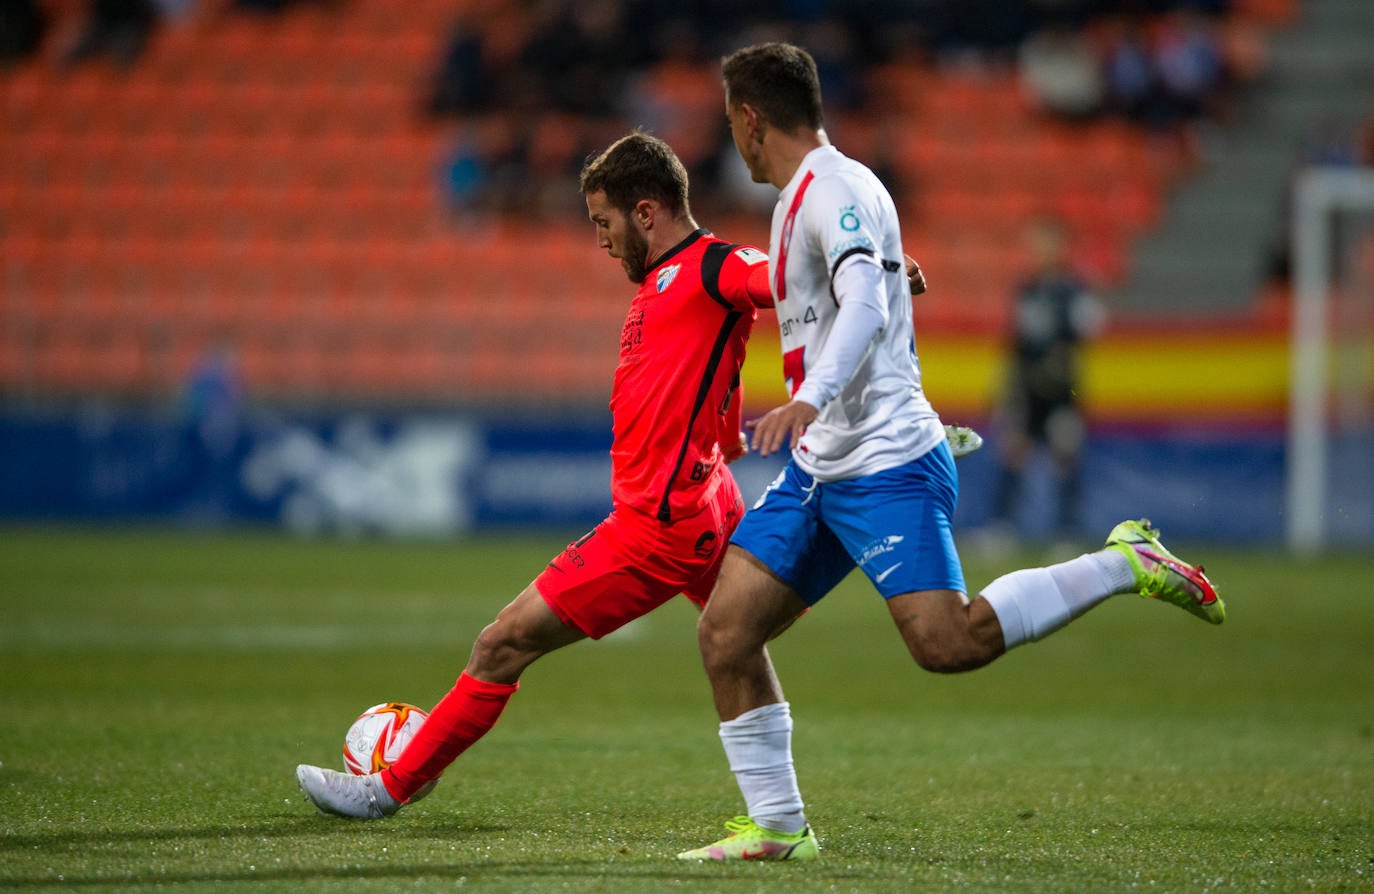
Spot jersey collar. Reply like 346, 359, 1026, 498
784, 145, 841, 194
646, 227, 709, 275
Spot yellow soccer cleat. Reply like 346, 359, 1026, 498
677, 816, 820, 861
1105, 519, 1225, 624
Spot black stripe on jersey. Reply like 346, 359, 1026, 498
658, 308, 744, 523
828, 245, 876, 306
700, 241, 740, 310
828, 245, 876, 281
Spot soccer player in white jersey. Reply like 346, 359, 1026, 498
677, 42, 1226, 863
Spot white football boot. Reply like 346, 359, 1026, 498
945, 424, 984, 459
296, 765, 402, 819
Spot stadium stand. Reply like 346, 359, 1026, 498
2, 0, 1300, 405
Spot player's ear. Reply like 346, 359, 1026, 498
633, 199, 655, 230
743, 103, 765, 142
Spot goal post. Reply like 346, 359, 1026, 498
1287, 167, 1374, 553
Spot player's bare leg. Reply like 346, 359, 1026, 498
298, 583, 586, 819
684, 547, 815, 858
886, 589, 1005, 673
697, 548, 806, 721
465, 582, 588, 683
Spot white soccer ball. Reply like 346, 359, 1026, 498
342, 701, 429, 776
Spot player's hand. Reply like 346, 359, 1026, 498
905, 254, 927, 296
746, 399, 819, 457
722, 432, 748, 464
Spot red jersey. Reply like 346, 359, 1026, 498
610, 229, 771, 522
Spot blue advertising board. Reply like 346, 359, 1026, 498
1, 405, 1367, 546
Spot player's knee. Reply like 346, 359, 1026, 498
696, 612, 751, 672
913, 650, 968, 674
905, 631, 982, 674
696, 614, 728, 663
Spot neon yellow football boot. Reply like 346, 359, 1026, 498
677, 816, 820, 862
1105, 519, 1225, 624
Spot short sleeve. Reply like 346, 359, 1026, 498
716, 244, 772, 309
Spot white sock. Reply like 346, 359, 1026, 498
1085, 548, 1137, 595
980, 550, 1135, 650
719, 702, 806, 834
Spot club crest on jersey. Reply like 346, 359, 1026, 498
734, 247, 767, 266
656, 264, 681, 293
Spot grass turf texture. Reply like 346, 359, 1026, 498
1, 528, 1370, 893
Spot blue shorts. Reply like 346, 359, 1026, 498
731, 444, 965, 605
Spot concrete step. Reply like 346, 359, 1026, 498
1110, 0, 1373, 314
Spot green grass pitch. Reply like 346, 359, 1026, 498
2, 527, 1371, 892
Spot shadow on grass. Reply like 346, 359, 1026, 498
3, 857, 850, 889
2, 817, 870, 889
0, 814, 508, 852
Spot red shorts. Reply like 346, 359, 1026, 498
534, 473, 744, 639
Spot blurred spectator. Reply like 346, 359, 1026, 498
419, 0, 1258, 223
437, 123, 489, 224
990, 217, 1106, 544
184, 338, 245, 466
945, 0, 1037, 63
0, 0, 47, 67
179, 338, 247, 521
1154, 8, 1226, 124
425, 20, 488, 117
1264, 118, 1369, 285
60, 0, 159, 70
517, 0, 634, 117
1101, 15, 1164, 127
1019, 22, 1104, 120
800, 17, 863, 113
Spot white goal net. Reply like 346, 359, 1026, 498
1288, 168, 1374, 552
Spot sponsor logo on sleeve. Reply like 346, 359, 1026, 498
733, 247, 767, 266
828, 235, 875, 263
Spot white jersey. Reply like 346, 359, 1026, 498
769, 145, 945, 481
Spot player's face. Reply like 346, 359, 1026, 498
586, 190, 651, 283
726, 96, 767, 184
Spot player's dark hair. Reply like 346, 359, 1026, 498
721, 42, 824, 133
579, 132, 691, 219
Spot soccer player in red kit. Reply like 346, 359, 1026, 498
296, 132, 776, 819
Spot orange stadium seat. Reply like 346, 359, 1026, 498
8, 0, 1253, 399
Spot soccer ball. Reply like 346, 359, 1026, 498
342, 701, 429, 776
